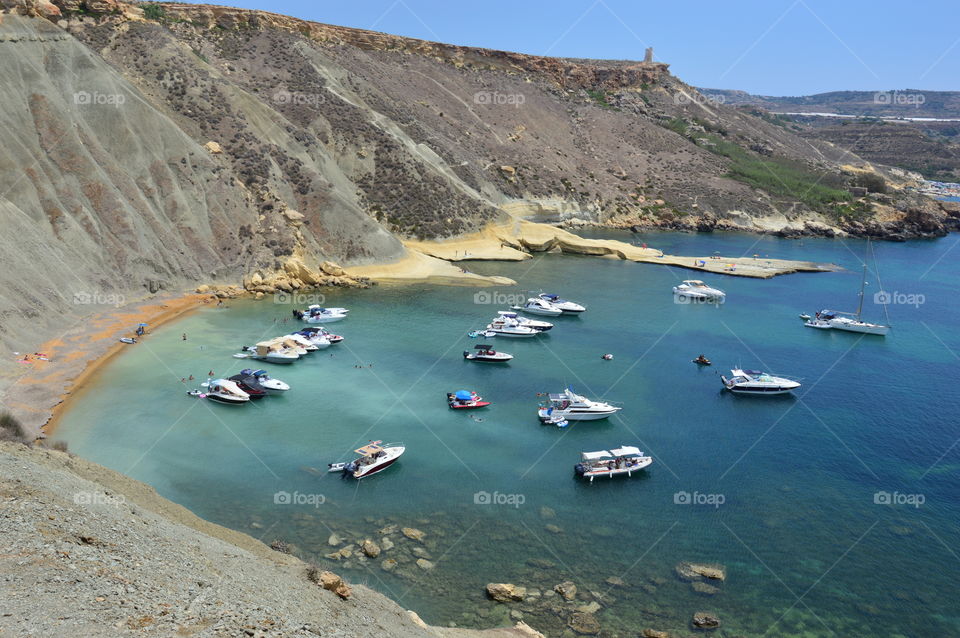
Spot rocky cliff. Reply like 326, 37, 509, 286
0, 0, 955, 355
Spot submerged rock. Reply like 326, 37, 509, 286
691, 581, 720, 595
642, 630, 670, 638
327, 533, 342, 547
604, 576, 626, 588
567, 611, 601, 635
691, 611, 720, 629
554, 581, 577, 601
381, 558, 398, 572
361, 539, 381, 558
675, 561, 726, 582
402, 527, 426, 542
486, 583, 526, 602
416, 558, 435, 570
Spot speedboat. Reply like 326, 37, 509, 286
496, 311, 552, 332
538, 387, 621, 421
575, 446, 653, 482
227, 373, 268, 400
299, 326, 342, 344
294, 305, 348, 324
463, 344, 513, 362
235, 340, 300, 364
329, 441, 405, 479
538, 293, 585, 314
721, 369, 800, 395
241, 369, 289, 393
486, 315, 539, 338
538, 407, 569, 428
284, 333, 319, 352
511, 297, 563, 317
673, 280, 726, 302
447, 390, 490, 409
198, 379, 250, 405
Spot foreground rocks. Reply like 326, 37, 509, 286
487, 583, 527, 602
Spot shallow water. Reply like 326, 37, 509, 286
55, 231, 960, 637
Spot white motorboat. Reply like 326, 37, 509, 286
295, 305, 348, 324
721, 369, 800, 395
235, 340, 300, 364
284, 333, 319, 352
511, 297, 563, 317
292, 329, 331, 349
575, 446, 653, 482
538, 387, 621, 421
241, 369, 289, 394
497, 311, 553, 332
299, 326, 343, 344
196, 379, 250, 405
673, 280, 726, 302
538, 293, 585, 314
486, 315, 539, 338
329, 441, 405, 479
463, 344, 513, 362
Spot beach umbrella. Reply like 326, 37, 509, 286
138, 323, 148, 326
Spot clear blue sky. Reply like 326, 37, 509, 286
188, 0, 960, 95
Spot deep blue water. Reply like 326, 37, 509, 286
54, 231, 960, 637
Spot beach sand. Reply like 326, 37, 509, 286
3, 293, 212, 440
344, 249, 517, 285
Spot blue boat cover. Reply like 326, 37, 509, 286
454, 390, 473, 400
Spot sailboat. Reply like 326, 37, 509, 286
805, 245, 890, 336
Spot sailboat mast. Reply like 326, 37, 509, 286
856, 263, 866, 318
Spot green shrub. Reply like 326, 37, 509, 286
0, 412, 27, 443
141, 2, 166, 21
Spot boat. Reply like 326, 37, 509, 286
538, 293, 586, 314
119, 337, 137, 344
799, 313, 812, 320
538, 407, 569, 428
463, 344, 513, 362
235, 340, 300, 364
198, 379, 250, 404
511, 297, 564, 317
538, 387, 621, 421
575, 446, 653, 482
240, 368, 289, 394
672, 280, 726, 302
486, 315, 539, 338
299, 326, 343, 344
447, 390, 490, 409
496, 311, 553, 332
721, 369, 801, 395
331, 441, 405, 479
804, 250, 890, 336
294, 305, 348, 324
226, 373, 268, 400
692, 355, 712, 366
283, 333, 319, 352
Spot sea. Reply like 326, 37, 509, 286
53, 230, 960, 637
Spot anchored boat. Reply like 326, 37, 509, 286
447, 390, 490, 409
463, 344, 513, 362
329, 441, 405, 479
538, 387, 621, 421
575, 446, 653, 482
721, 369, 800, 395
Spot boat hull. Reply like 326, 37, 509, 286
831, 322, 890, 336
205, 394, 249, 405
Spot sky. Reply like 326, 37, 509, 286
185, 0, 960, 95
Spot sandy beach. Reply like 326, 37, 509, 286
2, 293, 212, 440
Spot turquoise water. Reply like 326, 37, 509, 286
54, 231, 960, 637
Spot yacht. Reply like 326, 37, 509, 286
538, 293, 586, 314
284, 333, 319, 352
300, 326, 343, 344
235, 340, 300, 364
721, 369, 800, 395
197, 379, 250, 405
226, 373, 268, 400
805, 257, 890, 336
241, 369, 289, 394
511, 297, 563, 317
538, 387, 621, 421
294, 305, 348, 323
447, 390, 490, 409
673, 280, 726, 302
496, 311, 553, 332
486, 315, 539, 338
575, 446, 653, 482
329, 441, 405, 479
463, 344, 513, 362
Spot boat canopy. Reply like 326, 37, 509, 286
581, 450, 614, 461
454, 390, 473, 400
548, 393, 566, 401
355, 441, 383, 456
474, 344, 493, 349
610, 446, 643, 457
498, 311, 518, 318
